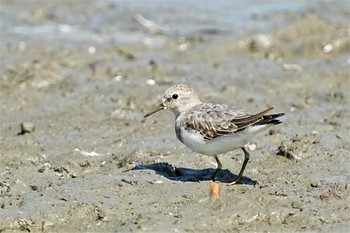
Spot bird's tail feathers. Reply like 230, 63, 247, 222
255, 112, 285, 126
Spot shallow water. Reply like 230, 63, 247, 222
0, 0, 309, 45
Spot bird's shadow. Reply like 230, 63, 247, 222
129, 162, 257, 185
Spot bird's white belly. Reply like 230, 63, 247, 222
179, 127, 248, 156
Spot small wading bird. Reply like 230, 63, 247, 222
144, 84, 284, 185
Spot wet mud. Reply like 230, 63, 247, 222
0, 1, 349, 232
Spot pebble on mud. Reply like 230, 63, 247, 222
209, 181, 221, 198
319, 190, 341, 201
276, 135, 310, 160
19, 122, 35, 135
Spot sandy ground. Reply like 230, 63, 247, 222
0, 0, 349, 232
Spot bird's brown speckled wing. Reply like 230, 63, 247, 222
182, 104, 274, 140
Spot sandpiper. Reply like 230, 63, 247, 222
144, 84, 284, 185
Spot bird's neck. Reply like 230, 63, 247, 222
173, 100, 202, 118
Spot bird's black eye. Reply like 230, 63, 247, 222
172, 94, 178, 99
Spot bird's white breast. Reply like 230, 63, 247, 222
176, 123, 273, 156
178, 126, 247, 156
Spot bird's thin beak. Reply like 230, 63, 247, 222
144, 102, 166, 118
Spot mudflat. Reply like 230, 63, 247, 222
1, 1, 349, 232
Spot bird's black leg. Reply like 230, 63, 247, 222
210, 155, 222, 181
228, 147, 250, 185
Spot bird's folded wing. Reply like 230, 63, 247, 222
184, 106, 274, 140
